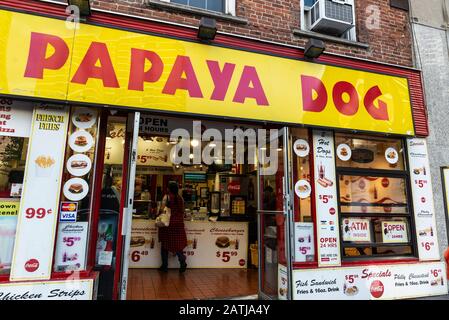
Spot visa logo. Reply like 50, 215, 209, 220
60, 212, 76, 222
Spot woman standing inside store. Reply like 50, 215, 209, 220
158, 181, 188, 273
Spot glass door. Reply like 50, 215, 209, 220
91, 110, 139, 300
257, 127, 294, 300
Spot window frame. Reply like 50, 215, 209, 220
160, 0, 236, 16
300, 0, 357, 42
335, 136, 419, 262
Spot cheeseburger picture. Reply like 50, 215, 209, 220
75, 136, 88, 146
69, 183, 83, 194
215, 236, 231, 248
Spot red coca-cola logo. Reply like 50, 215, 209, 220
329, 208, 336, 215
370, 280, 384, 298
381, 178, 389, 188
239, 259, 245, 266
25, 259, 39, 272
227, 182, 241, 194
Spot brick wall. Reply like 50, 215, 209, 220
84, 0, 413, 66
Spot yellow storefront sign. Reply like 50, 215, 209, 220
0, 9, 414, 135
0, 200, 20, 216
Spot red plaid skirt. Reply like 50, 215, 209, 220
158, 195, 187, 253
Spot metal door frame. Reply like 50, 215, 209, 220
257, 127, 294, 300
119, 111, 140, 300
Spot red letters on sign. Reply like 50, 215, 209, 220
71, 42, 120, 88
128, 49, 164, 91
233, 66, 269, 106
301, 75, 327, 112
162, 55, 203, 98
24, 32, 69, 79
207, 60, 236, 101
364, 86, 389, 120
333, 81, 359, 116
301, 75, 390, 121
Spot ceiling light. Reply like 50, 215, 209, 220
304, 38, 325, 59
191, 139, 199, 147
197, 17, 217, 41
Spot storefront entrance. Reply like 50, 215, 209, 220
94, 110, 297, 300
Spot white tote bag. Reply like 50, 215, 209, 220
156, 196, 171, 227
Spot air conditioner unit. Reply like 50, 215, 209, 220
310, 0, 354, 37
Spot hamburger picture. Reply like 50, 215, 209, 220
71, 160, 88, 169
296, 144, 307, 151
340, 147, 348, 157
130, 236, 146, 247
215, 236, 230, 248
69, 183, 83, 194
75, 113, 93, 123
74, 136, 88, 146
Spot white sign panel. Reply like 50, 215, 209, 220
10, 105, 69, 281
342, 218, 371, 243
294, 222, 314, 262
139, 115, 260, 137
313, 130, 341, 267
278, 264, 288, 300
407, 138, 440, 260
129, 220, 248, 268
381, 221, 408, 243
293, 262, 447, 300
0, 100, 33, 138
54, 222, 88, 272
0, 279, 94, 300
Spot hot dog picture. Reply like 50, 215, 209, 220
317, 177, 334, 188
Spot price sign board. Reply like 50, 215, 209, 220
293, 262, 447, 300
129, 220, 248, 268
54, 222, 88, 272
10, 105, 69, 281
407, 138, 440, 261
313, 130, 341, 267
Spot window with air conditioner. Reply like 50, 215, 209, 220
301, 0, 357, 41
161, 0, 236, 15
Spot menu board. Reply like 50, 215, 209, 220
0, 200, 20, 274
293, 261, 447, 300
278, 264, 288, 300
294, 222, 314, 262
10, 105, 69, 281
407, 138, 440, 261
129, 220, 248, 268
54, 222, 88, 272
0, 99, 33, 138
313, 130, 341, 267
0, 278, 95, 300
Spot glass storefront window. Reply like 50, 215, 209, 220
290, 128, 315, 264
339, 175, 408, 214
0, 99, 33, 275
335, 134, 405, 171
336, 133, 415, 260
53, 106, 100, 273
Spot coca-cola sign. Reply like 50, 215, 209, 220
227, 181, 241, 195
370, 280, 385, 298
24, 259, 39, 273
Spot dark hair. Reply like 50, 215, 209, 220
168, 181, 179, 204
